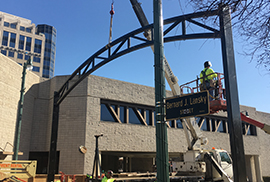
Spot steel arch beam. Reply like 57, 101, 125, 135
56, 9, 220, 105
47, 9, 221, 182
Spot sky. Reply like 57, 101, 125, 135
1, 0, 270, 113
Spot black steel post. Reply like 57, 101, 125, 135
219, 4, 247, 182
154, 0, 169, 182
47, 92, 60, 182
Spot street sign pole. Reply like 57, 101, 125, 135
154, 0, 169, 182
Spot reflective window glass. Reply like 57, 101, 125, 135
20, 26, 25, 31
17, 53, 23, 59
9, 33, 16, 48
50, 71, 54, 78
43, 65, 50, 70
26, 27, 31, 33
176, 119, 183, 128
52, 33, 56, 43
200, 119, 208, 131
10, 23, 16, 29
4, 22, 9, 27
146, 110, 150, 125
34, 39, 42, 53
33, 56, 40, 63
1, 50, 7, 55
246, 126, 251, 135
129, 108, 141, 125
44, 60, 50, 66
100, 104, 115, 122
44, 33, 52, 40
42, 70, 49, 78
25, 37, 32, 51
219, 152, 232, 164
2, 31, 9, 46
32, 66, 40, 72
45, 43, 51, 49
45, 51, 50, 57
19, 35, 25, 50
217, 120, 226, 133
119, 106, 125, 123
8, 51, 14, 57
25, 55, 30, 61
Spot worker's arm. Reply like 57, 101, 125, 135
207, 69, 217, 80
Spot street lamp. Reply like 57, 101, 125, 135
13, 57, 33, 160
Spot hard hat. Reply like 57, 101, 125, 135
204, 61, 212, 68
107, 170, 113, 175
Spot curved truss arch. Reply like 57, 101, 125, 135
57, 9, 220, 105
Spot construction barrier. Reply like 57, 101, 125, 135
0, 160, 37, 181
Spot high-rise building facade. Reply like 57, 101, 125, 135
0, 11, 56, 78
36, 25, 56, 78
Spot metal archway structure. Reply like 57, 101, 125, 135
56, 10, 220, 105
47, 5, 246, 182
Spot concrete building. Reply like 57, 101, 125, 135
0, 11, 56, 78
1, 54, 270, 181
0, 53, 41, 159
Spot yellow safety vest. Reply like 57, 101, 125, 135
101, 176, 115, 182
200, 68, 217, 83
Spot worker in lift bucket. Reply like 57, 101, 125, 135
199, 61, 217, 101
101, 170, 115, 182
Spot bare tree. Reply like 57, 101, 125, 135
188, 0, 270, 72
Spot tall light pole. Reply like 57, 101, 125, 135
13, 57, 33, 160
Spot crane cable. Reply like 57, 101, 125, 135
109, 0, 115, 44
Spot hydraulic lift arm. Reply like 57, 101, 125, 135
130, 0, 181, 96
240, 113, 270, 134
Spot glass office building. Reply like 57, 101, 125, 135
36, 25, 56, 78
0, 11, 56, 78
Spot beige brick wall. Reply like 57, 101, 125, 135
0, 53, 40, 160
3, 69, 269, 177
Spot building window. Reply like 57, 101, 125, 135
49, 71, 54, 78
34, 39, 42, 53
25, 37, 32, 51
42, 69, 49, 78
19, 35, 25, 50
32, 66, 40, 72
9, 33, 16, 48
33, 56, 40, 63
10, 23, 16, 29
216, 120, 226, 133
1, 50, 7, 56
20, 26, 25, 31
2, 31, 9, 46
25, 55, 30, 61
100, 100, 155, 126
17, 53, 23, 59
4, 22, 9, 27
8, 51, 14, 57
26, 27, 32, 33
242, 122, 257, 136
173, 119, 182, 128
101, 104, 116, 122
44, 50, 50, 57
